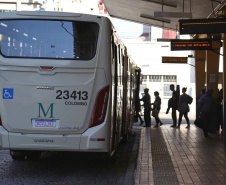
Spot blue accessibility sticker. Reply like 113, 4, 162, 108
3, 88, 14, 99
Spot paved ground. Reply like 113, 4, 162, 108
0, 128, 140, 185
135, 112, 226, 185
1, 112, 226, 185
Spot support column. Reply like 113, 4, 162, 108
195, 50, 206, 98
16, 0, 22, 11
206, 40, 221, 98
195, 50, 206, 119
223, 30, 226, 144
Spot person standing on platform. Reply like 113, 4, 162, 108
168, 84, 179, 128
200, 89, 206, 99
177, 87, 190, 129
198, 87, 214, 137
140, 88, 151, 127
152, 91, 163, 128
135, 98, 144, 126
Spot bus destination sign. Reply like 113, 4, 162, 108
179, 18, 226, 35
162, 57, 187, 64
171, 39, 212, 51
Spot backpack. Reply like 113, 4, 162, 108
187, 95, 193, 104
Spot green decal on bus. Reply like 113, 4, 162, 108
38, 103, 54, 118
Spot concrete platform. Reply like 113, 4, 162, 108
133, 112, 226, 185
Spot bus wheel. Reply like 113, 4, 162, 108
26, 151, 41, 160
10, 150, 26, 160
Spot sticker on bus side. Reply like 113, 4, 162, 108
3, 88, 14, 99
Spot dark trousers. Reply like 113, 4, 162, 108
202, 111, 211, 134
172, 108, 177, 126
154, 109, 161, 125
155, 117, 161, 124
135, 110, 143, 122
178, 111, 190, 127
138, 113, 143, 122
144, 108, 151, 126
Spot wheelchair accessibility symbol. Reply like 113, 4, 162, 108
3, 88, 14, 99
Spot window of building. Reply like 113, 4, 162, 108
0, 10, 15, 12
163, 75, 177, 82
142, 75, 147, 83
163, 84, 172, 96
149, 75, 161, 82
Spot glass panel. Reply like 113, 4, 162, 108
163, 84, 172, 96
0, 20, 99, 60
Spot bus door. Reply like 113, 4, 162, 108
111, 38, 118, 152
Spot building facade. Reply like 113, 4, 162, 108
0, 0, 99, 14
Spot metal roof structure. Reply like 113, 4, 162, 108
103, 0, 226, 31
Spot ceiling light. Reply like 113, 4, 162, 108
0, 23, 7, 27
157, 38, 172, 42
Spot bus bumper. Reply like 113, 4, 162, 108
80, 122, 110, 152
0, 126, 10, 148
8, 132, 82, 151
0, 122, 110, 152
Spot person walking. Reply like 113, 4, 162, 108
140, 88, 151, 127
135, 98, 144, 126
198, 87, 214, 137
177, 87, 190, 129
168, 84, 179, 128
152, 91, 163, 128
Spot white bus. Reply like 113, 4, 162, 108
0, 11, 141, 160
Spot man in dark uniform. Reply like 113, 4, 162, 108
198, 87, 214, 137
169, 84, 179, 127
140, 88, 151, 127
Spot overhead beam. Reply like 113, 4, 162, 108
140, 13, 171, 23
142, 0, 177, 8
154, 12, 192, 18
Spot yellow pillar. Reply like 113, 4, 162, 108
206, 40, 221, 98
223, 8, 226, 143
195, 50, 206, 98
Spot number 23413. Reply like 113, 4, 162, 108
56, 90, 88, 100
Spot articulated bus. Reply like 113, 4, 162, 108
0, 11, 141, 160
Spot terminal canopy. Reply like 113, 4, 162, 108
103, 0, 226, 31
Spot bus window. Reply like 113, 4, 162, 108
0, 20, 99, 60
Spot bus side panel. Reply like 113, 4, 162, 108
80, 19, 112, 143
110, 35, 116, 154
110, 35, 119, 153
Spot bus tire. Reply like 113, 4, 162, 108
10, 150, 26, 160
26, 151, 41, 160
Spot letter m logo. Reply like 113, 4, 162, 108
38, 103, 54, 118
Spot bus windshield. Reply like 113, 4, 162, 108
0, 19, 99, 60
